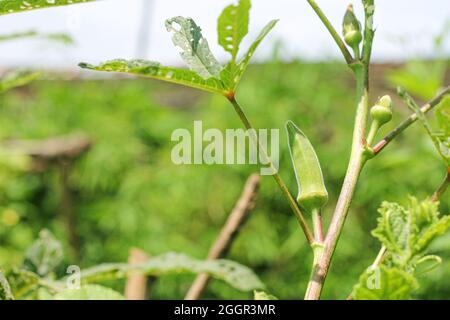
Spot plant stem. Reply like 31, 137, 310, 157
431, 171, 450, 202
366, 120, 380, 146
227, 96, 314, 245
312, 208, 324, 243
303, 0, 376, 300
373, 85, 450, 155
361, 0, 375, 65
306, 0, 354, 65
305, 65, 369, 299
371, 246, 387, 269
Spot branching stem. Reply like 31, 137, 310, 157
306, 0, 354, 65
373, 86, 450, 155
304, 0, 375, 300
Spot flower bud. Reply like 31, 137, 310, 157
371, 95, 393, 125
343, 5, 362, 48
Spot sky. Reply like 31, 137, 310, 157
0, 0, 448, 69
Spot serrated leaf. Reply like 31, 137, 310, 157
165, 16, 222, 79
74, 252, 264, 292
218, 0, 251, 62
0, 0, 95, 16
352, 266, 418, 300
0, 70, 40, 93
23, 229, 64, 277
254, 290, 278, 300
6, 269, 41, 299
372, 197, 450, 269
54, 285, 125, 300
0, 270, 14, 300
79, 59, 228, 95
221, 19, 278, 90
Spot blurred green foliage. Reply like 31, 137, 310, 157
0, 60, 448, 299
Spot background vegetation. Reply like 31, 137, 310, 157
0, 55, 448, 299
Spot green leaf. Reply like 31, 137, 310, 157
254, 290, 278, 300
6, 269, 41, 299
218, 0, 251, 62
286, 121, 328, 214
0, 0, 95, 16
54, 285, 125, 300
0, 71, 40, 93
0, 270, 14, 300
74, 252, 264, 292
414, 255, 442, 276
165, 16, 222, 79
0, 31, 73, 44
23, 229, 64, 277
221, 19, 278, 90
372, 197, 450, 269
352, 266, 418, 300
79, 59, 228, 95
386, 60, 447, 101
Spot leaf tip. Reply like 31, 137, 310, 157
78, 62, 92, 69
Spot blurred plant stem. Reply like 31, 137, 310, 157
227, 96, 314, 245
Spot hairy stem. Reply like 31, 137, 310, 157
306, 0, 354, 65
228, 96, 314, 244
373, 85, 450, 155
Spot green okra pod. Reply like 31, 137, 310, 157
286, 121, 329, 214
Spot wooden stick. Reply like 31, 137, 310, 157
2, 133, 91, 171
125, 248, 149, 300
185, 174, 261, 300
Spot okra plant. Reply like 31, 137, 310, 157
0, 0, 448, 300
80, 0, 450, 300
0, 0, 268, 300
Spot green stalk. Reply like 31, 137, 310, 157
303, 0, 376, 299
227, 96, 315, 245
305, 65, 369, 299
306, 0, 354, 65
311, 208, 324, 243
366, 120, 380, 146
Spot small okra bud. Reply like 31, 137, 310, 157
342, 4, 362, 48
371, 95, 393, 125
286, 121, 329, 214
